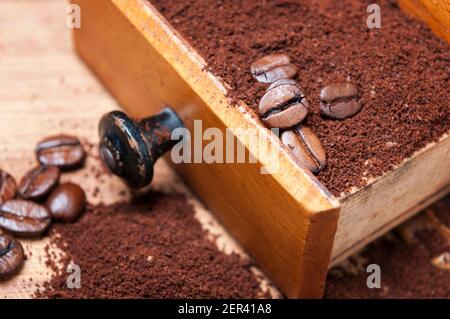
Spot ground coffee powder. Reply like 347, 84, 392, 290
152, 0, 450, 196
35, 192, 267, 298
35, 191, 448, 298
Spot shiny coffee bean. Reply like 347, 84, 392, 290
259, 79, 309, 128
0, 234, 24, 279
18, 166, 60, 201
0, 169, 16, 204
250, 54, 298, 83
0, 199, 51, 238
266, 78, 298, 91
46, 183, 86, 223
281, 125, 326, 174
36, 135, 86, 170
320, 83, 362, 119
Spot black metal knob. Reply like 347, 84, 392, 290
98, 107, 184, 189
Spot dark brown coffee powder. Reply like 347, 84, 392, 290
152, 0, 450, 196
35, 192, 449, 298
34, 192, 267, 298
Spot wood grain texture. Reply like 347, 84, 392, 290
0, 0, 280, 299
70, 0, 340, 298
332, 134, 450, 265
399, 0, 450, 44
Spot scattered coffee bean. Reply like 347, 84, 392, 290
46, 183, 86, 223
320, 83, 362, 119
0, 169, 16, 204
250, 53, 297, 83
0, 234, 24, 279
18, 166, 60, 201
281, 125, 326, 174
259, 79, 309, 128
36, 135, 86, 170
0, 199, 51, 237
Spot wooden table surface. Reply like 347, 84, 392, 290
0, 0, 278, 298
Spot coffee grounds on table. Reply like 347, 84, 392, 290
35, 192, 448, 298
324, 196, 450, 298
34, 192, 267, 298
152, 0, 450, 196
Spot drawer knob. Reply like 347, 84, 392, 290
98, 107, 184, 189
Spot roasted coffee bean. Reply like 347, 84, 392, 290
259, 79, 309, 128
0, 169, 16, 204
0, 234, 24, 279
36, 135, 86, 169
46, 183, 86, 223
266, 78, 298, 91
18, 166, 60, 201
281, 125, 326, 174
320, 83, 362, 119
250, 54, 297, 83
0, 199, 51, 237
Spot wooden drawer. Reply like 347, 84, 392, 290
70, 0, 450, 298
